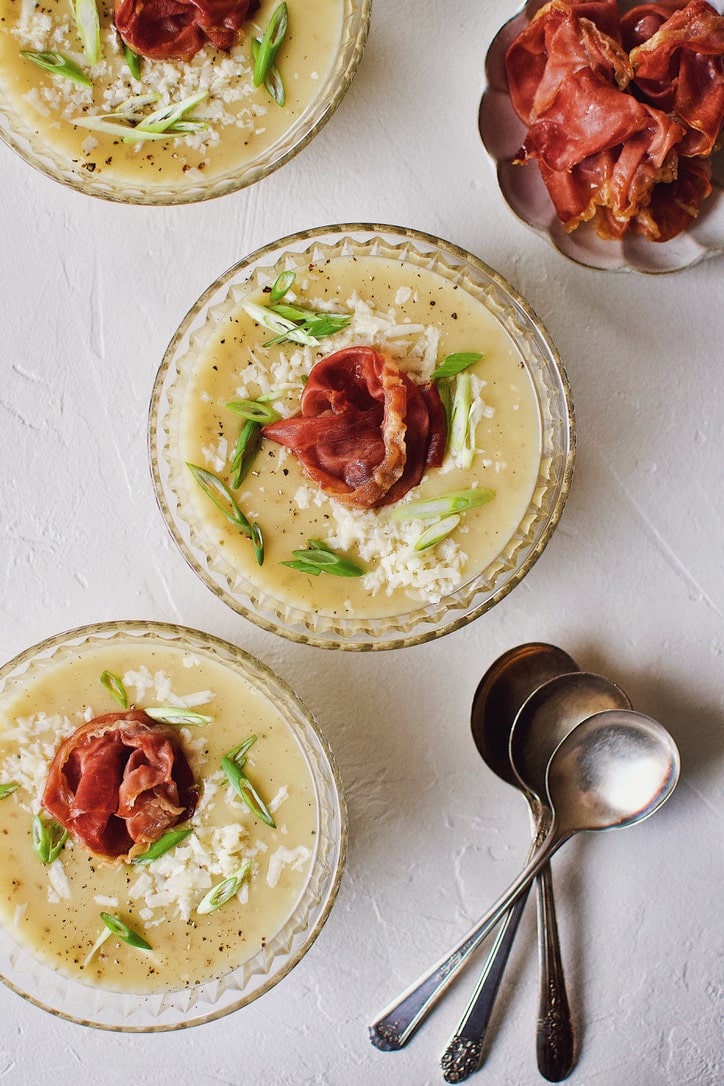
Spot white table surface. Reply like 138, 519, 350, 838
1, 2, 722, 1084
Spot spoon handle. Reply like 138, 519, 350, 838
439, 884, 532, 1082
536, 863, 575, 1081
368, 827, 561, 1051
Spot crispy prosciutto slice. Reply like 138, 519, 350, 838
262, 346, 447, 509
629, 0, 724, 156
42, 710, 197, 860
114, 0, 259, 62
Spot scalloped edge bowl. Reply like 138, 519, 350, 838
149, 222, 575, 651
0, 620, 347, 1031
0, 0, 370, 205
479, 1, 724, 274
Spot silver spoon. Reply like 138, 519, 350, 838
439, 643, 579, 1082
441, 669, 630, 1083
369, 710, 679, 1057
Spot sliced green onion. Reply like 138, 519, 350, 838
144, 706, 213, 726
186, 463, 252, 537
230, 419, 262, 488
225, 399, 281, 425
124, 43, 142, 80
450, 372, 478, 468
252, 522, 265, 566
431, 352, 484, 381
221, 740, 276, 827
227, 735, 258, 767
242, 300, 319, 347
389, 488, 496, 522
100, 670, 128, 709
251, 36, 285, 106
197, 860, 252, 914
73, 0, 101, 65
413, 514, 461, 551
135, 91, 207, 134
32, 814, 68, 864
253, 2, 288, 87
100, 912, 152, 950
132, 827, 193, 864
0, 782, 19, 800
269, 270, 295, 303
281, 540, 364, 578
21, 50, 92, 88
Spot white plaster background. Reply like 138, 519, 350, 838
0, 1, 722, 1084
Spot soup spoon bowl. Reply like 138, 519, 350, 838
370, 709, 679, 1055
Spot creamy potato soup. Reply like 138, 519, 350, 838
177, 253, 542, 621
0, 0, 342, 187
0, 637, 317, 993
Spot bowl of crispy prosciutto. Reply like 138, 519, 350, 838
0, 620, 347, 1029
0, 0, 370, 203
479, 0, 724, 272
149, 224, 575, 650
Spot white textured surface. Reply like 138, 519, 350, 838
0, 2, 722, 1084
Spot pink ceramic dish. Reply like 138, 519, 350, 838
479, 1, 724, 274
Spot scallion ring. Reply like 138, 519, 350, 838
100, 912, 152, 950
32, 813, 68, 865
431, 352, 484, 381
197, 860, 252, 914
225, 399, 281, 425
100, 670, 128, 708
72, 0, 101, 65
144, 706, 213, 726
132, 827, 193, 864
281, 540, 364, 578
413, 514, 461, 552
0, 782, 19, 800
389, 488, 496, 522
21, 50, 92, 88
186, 463, 252, 537
252, 2, 288, 88
269, 270, 295, 303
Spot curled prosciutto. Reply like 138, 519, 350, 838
114, 0, 260, 62
42, 710, 197, 860
504, 0, 724, 241
262, 346, 447, 509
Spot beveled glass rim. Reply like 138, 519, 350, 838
0, 619, 347, 1031
149, 223, 575, 650
0, 0, 371, 205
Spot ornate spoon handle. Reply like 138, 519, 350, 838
440, 886, 531, 1082
368, 827, 563, 1051
536, 862, 575, 1081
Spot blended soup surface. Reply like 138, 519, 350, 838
0, 637, 317, 992
177, 251, 543, 620
0, 0, 342, 186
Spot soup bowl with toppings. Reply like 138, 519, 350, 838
0, 620, 346, 1030
0, 0, 370, 203
150, 224, 575, 650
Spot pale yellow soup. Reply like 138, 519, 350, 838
178, 254, 543, 619
0, 640, 317, 992
0, 0, 342, 185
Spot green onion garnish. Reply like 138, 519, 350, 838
225, 399, 281, 425
21, 50, 92, 88
242, 299, 351, 348
251, 36, 285, 106
100, 670, 128, 709
253, 2, 288, 88
221, 736, 276, 827
389, 488, 496, 522
32, 814, 68, 864
450, 373, 477, 468
0, 782, 19, 799
144, 706, 213, 726
132, 827, 193, 864
72, 91, 209, 142
281, 539, 364, 578
124, 43, 141, 80
252, 521, 265, 566
197, 860, 252, 914
73, 0, 101, 65
242, 300, 319, 347
230, 419, 262, 488
186, 463, 252, 537
431, 352, 484, 381
100, 912, 152, 950
413, 514, 462, 551
269, 270, 295, 303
